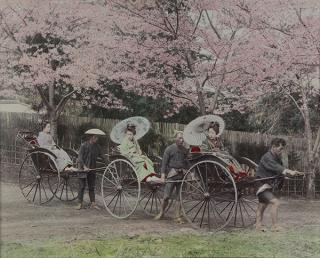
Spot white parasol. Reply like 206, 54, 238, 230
110, 116, 151, 144
183, 115, 225, 146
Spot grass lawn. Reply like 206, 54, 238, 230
1, 227, 319, 258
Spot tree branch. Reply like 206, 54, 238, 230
192, 9, 203, 35
55, 90, 76, 116
36, 86, 53, 112
111, 1, 169, 33
205, 10, 221, 40
312, 127, 320, 155
207, 79, 223, 113
7, 6, 27, 26
175, 4, 179, 36
282, 90, 305, 120
160, 86, 199, 109
163, 16, 176, 35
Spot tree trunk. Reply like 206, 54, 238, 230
37, 84, 75, 143
195, 79, 206, 115
48, 84, 58, 141
208, 83, 222, 114
185, 51, 206, 114
301, 88, 315, 198
50, 114, 58, 143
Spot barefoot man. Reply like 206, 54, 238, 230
155, 131, 190, 223
256, 137, 303, 231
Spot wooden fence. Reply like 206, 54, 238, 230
0, 111, 310, 170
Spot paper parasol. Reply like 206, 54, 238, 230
110, 116, 151, 144
183, 115, 225, 146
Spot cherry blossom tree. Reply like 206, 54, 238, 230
97, 0, 263, 116
245, 0, 320, 197
0, 0, 121, 138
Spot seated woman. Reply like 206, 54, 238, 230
200, 124, 243, 175
37, 122, 77, 172
200, 124, 224, 152
119, 124, 162, 183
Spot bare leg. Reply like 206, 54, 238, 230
270, 198, 282, 231
256, 203, 268, 230
174, 201, 181, 218
174, 202, 186, 224
154, 198, 169, 220
76, 178, 85, 209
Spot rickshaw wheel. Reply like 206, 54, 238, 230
19, 151, 59, 205
48, 174, 79, 202
139, 183, 174, 216
139, 155, 173, 216
231, 157, 258, 227
101, 159, 140, 219
180, 160, 237, 231
230, 192, 258, 228
139, 183, 163, 216
48, 149, 79, 202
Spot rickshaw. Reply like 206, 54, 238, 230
100, 117, 166, 219
100, 115, 260, 231
16, 130, 104, 205
179, 115, 260, 230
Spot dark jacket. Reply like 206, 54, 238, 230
257, 151, 285, 178
161, 143, 190, 175
78, 141, 105, 169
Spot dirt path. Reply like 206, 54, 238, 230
1, 181, 320, 244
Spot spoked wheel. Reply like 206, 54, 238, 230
139, 154, 177, 216
139, 183, 163, 216
101, 159, 140, 219
48, 173, 79, 201
139, 155, 164, 216
139, 183, 174, 216
48, 149, 79, 202
229, 192, 258, 228
227, 157, 258, 228
180, 160, 237, 231
19, 151, 59, 205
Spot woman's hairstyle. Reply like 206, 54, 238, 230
40, 120, 50, 130
125, 123, 136, 135
207, 122, 219, 135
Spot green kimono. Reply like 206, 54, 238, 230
119, 137, 155, 181
201, 137, 223, 152
200, 138, 242, 173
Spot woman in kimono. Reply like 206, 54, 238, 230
37, 122, 76, 172
201, 124, 223, 152
201, 124, 244, 175
120, 124, 162, 183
